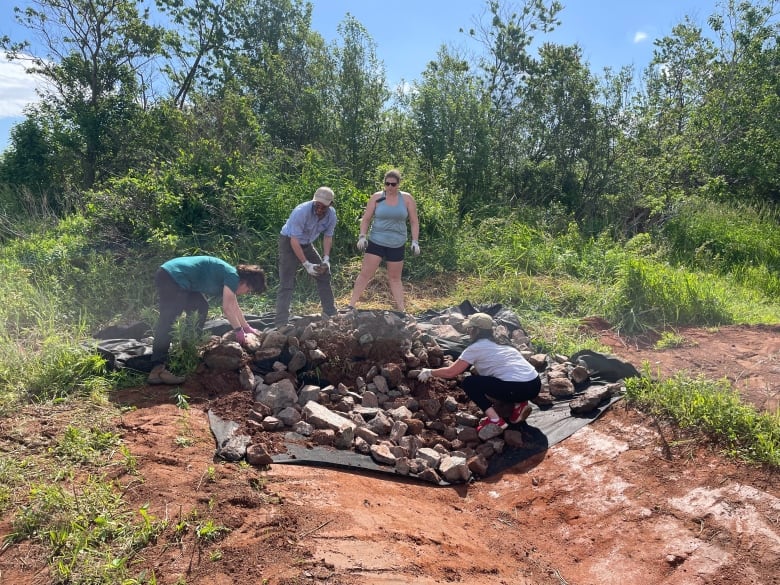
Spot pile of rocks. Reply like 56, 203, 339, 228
201, 309, 622, 484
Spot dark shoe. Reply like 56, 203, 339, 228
148, 366, 185, 385
509, 401, 532, 424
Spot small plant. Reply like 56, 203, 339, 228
195, 519, 229, 542
654, 331, 689, 349
53, 425, 120, 465
119, 444, 138, 474
167, 314, 209, 376
209, 549, 223, 561
172, 390, 190, 410
174, 435, 193, 448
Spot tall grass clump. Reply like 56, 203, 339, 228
626, 372, 780, 467
607, 257, 731, 332
0, 255, 112, 410
663, 197, 780, 276
1, 214, 156, 328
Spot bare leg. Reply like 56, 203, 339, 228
349, 253, 383, 307
386, 260, 405, 311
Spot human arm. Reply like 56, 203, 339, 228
357, 194, 379, 246
405, 193, 420, 254
222, 285, 249, 329
405, 193, 420, 242
321, 234, 332, 259
418, 358, 471, 381
288, 235, 320, 276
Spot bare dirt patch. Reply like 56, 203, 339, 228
1, 324, 779, 585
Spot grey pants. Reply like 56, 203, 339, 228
275, 235, 336, 325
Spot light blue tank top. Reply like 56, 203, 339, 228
369, 192, 408, 248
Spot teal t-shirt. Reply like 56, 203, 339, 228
160, 256, 239, 297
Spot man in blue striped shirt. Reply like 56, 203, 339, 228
275, 187, 337, 326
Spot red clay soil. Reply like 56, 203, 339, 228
1, 323, 779, 585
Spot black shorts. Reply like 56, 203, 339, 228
365, 240, 405, 262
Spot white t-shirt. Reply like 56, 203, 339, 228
459, 339, 538, 382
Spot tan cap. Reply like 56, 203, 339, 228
462, 312, 494, 330
313, 187, 334, 206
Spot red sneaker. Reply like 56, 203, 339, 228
509, 401, 532, 424
476, 416, 508, 433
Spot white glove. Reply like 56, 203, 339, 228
357, 235, 368, 251
417, 368, 433, 382
411, 240, 420, 255
322, 255, 331, 273
303, 261, 319, 276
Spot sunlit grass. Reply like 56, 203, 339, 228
627, 371, 780, 467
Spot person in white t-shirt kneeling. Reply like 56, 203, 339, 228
417, 312, 541, 434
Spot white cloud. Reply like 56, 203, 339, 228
633, 31, 648, 44
0, 55, 44, 118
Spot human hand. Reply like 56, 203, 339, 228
411, 240, 420, 256
235, 328, 246, 345
357, 235, 368, 251
303, 261, 319, 276
322, 255, 331, 273
417, 368, 433, 382
242, 325, 260, 336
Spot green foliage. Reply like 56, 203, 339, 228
654, 330, 688, 349
53, 426, 120, 465
195, 518, 229, 542
627, 372, 780, 467
9, 476, 167, 584
608, 257, 731, 333
663, 197, 780, 274
166, 315, 210, 377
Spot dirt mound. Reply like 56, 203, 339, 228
1, 321, 778, 585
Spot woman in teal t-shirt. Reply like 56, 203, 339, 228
149, 256, 266, 385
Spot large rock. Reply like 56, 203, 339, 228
255, 378, 298, 414
203, 342, 244, 371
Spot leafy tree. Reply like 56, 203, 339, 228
156, 0, 240, 109
410, 47, 491, 215
467, 0, 563, 197
2, 0, 166, 189
329, 15, 389, 187
0, 117, 60, 215
224, 0, 331, 149
691, 0, 780, 203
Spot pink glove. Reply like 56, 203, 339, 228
235, 328, 246, 344
242, 325, 260, 336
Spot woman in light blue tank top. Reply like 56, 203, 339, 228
349, 169, 420, 312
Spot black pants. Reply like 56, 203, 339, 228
462, 375, 541, 412
151, 268, 208, 365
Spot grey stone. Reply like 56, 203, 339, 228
439, 455, 471, 483
256, 378, 298, 414
370, 442, 397, 465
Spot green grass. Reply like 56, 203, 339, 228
626, 371, 780, 467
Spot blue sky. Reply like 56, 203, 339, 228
0, 0, 717, 151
